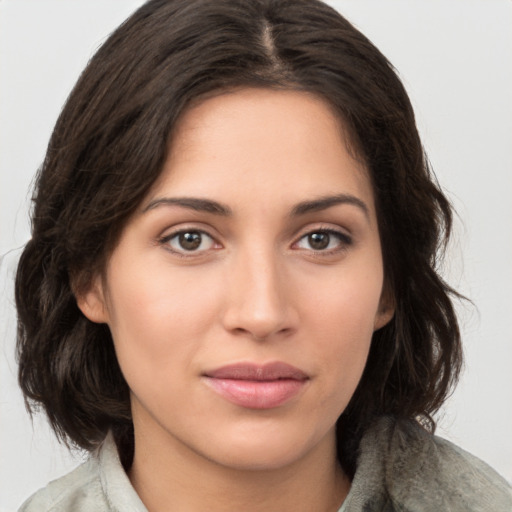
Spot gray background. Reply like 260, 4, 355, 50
1, 1, 511, 510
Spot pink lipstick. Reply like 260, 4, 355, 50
203, 362, 308, 409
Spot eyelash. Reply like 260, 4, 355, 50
293, 229, 352, 254
158, 227, 352, 257
158, 229, 219, 258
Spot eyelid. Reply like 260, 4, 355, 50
293, 222, 352, 241
291, 225, 353, 253
158, 225, 222, 257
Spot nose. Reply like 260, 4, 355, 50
221, 247, 298, 341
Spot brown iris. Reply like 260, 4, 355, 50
308, 232, 330, 250
179, 232, 202, 250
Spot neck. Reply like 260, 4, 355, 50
128, 421, 349, 512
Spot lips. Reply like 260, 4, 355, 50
203, 362, 309, 409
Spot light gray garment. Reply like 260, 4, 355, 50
344, 416, 512, 511
18, 431, 146, 512
19, 416, 512, 511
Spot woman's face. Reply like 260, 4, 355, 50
80, 88, 393, 471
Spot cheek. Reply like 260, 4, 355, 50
104, 263, 227, 420
302, 262, 383, 397
104, 260, 223, 376
303, 260, 383, 338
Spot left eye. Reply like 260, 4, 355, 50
295, 230, 351, 251
163, 230, 216, 253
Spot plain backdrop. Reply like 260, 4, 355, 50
1, 1, 511, 510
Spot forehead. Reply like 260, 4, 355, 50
148, 88, 374, 217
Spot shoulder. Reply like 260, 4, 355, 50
18, 456, 109, 512
18, 433, 146, 512
347, 416, 512, 512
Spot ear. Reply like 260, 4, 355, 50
374, 288, 395, 331
75, 274, 110, 324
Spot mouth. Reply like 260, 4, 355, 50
202, 362, 309, 409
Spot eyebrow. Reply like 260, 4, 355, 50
142, 193, 369, 218
290, 194, 369, 219
142, 197, 232, 216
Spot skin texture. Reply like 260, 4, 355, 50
79, 88, 394, 512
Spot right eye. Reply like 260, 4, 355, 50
293, 229, 352, 253
160, 230, 218, 254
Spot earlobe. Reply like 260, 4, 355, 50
374, 291, 395, 331
374, 306, 394, 331
75, 276, 109, 324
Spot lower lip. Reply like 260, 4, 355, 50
204, 378, 306, 409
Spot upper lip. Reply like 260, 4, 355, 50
203, 362, 309, 381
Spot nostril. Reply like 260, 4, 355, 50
230, 325, 294, 342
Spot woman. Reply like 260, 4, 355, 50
14, 0, 512, 510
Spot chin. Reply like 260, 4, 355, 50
198, 423, 333, 472
210, 444, 306, 472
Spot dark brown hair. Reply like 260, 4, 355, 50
16, 0, 462, 476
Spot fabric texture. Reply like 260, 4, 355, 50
345, 416, 512, 511
18, 416, 512, 511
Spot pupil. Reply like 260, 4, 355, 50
309, 232, 329, 250
179, 232, 201, 250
